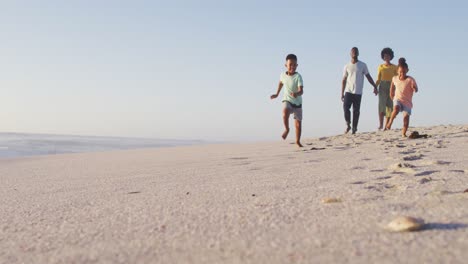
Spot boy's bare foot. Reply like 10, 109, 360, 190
282, 129, 290, 140
296, 142, 303, 147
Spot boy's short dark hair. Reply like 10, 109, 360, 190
381, 47, 394, 60
286, 54, 297, 61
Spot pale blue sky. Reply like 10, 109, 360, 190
1, 1, 467, 141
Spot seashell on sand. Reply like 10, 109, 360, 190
321, 197, 342, 204
386, 216, 425, 232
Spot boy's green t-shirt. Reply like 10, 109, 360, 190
280, 72, 303, 106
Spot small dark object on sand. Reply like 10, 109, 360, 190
409, 131, 429, 139
310, 147, 326, 150
464, 189, 468, 193
252, 194, 256, 197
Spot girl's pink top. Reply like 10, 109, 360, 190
392, 75, 418, 108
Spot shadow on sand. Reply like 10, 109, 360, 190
423, 222, 468, 231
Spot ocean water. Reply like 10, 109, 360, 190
0, 133, 203, 158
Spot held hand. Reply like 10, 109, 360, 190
373, 87, 378, 96
270, 94, 278, 99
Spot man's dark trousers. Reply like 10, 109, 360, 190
343, 92, 362, 131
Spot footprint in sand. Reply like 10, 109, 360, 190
364, 183, 395, 192
415, 170, 440, 177
433, 140, 448, 148
402, 154, 424, 161
399, 149, 417, 155
422, 160, 451, 166
419, 177, 432, 184
388, 162, 416, 174
394, 143, 407, 148
351, 166, 366, 170
375, 176, 392, 180
333, 146, 350, 151
350, 181, 366, 185
229, 157, 249, 160
310, 147, 326, 150
449, 169, 466, 174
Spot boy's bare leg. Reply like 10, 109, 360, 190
385, 105, 400, 130
378, 112, 384, 129
282, 108, 290, 140
402, 113, 410, 137
295, 119, 303, 147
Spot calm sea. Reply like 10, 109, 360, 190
0, 133, 203, 158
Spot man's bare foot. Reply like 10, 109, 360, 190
296, 142, 303, 147
344, 126, 351, 134
402, 134, 407, 138
282, 129, 289, 140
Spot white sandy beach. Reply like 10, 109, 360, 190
1, 124, 467, 263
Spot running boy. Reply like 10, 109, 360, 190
270, 54, 304, 147
386, 58, 419, 137
376, 47, 398, 130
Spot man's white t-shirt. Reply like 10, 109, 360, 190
343, 61, 369, 95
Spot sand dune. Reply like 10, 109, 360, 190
1, 125, 467, 263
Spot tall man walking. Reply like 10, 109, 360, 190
341, 47, 378, 134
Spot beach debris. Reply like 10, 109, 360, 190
464, 189, 468, 193
386, 216, 425, 232
127, 191, 141, 194
419, 177, 432, 184
186, 192, 190, 195
408, 131, 429, 139
321, 197, 342, 204
252, 194, 256, 197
